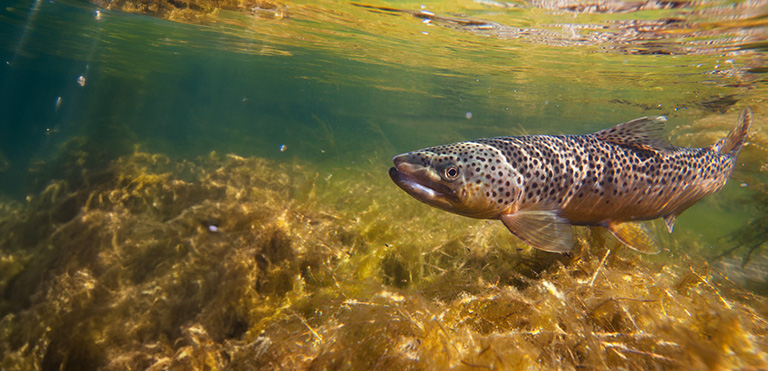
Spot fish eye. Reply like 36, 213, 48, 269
443, 164, 460, 181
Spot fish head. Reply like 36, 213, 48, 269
389, 142, 519, 219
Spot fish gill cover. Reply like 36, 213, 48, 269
0, 110, 767, 370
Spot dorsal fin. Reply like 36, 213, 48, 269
592, 116, 671, 152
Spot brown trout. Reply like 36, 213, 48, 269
389, 108, 752, 254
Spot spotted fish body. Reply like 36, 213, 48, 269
389, 108, 752, 253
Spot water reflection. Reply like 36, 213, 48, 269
353, 1, 767, 56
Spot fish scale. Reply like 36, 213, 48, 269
478, 135, 731, 224
389, 108, 752, 254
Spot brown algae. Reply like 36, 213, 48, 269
0, 136, 768, 369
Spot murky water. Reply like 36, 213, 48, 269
0, 0, 767, 369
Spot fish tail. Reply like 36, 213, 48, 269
710, 107, 752, 156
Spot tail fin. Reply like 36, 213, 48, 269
710, 107, 752, 156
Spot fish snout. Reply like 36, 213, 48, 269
392, 153, 408, 169
392, 152, 431, 170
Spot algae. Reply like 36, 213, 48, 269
1, 130, 767, 370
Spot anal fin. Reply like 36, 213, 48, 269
607, 221, 661, 254
663, 214, 677, 233
500, 203, 574, 253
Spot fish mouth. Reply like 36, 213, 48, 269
389, 159, 459, 210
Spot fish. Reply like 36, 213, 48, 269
389, 108, 752, 254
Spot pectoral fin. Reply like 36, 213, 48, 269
607, 221, 661, 254
500, 204, 574, 253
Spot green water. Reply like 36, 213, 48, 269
2, 0, 764, 239
1, 0, 767, 368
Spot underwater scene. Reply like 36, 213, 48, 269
1, 0, 767, 369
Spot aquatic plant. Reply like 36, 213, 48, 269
0, 137, 767, 370
713, 190, 768, 297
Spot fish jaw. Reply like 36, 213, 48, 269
389, 154, 459, 212
389, 150, 512, 219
